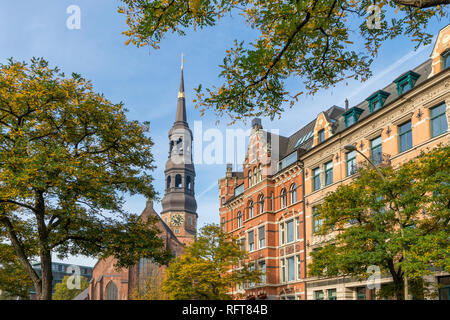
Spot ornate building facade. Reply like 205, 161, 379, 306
218, 24, 450, 300
88, 65, 197, 300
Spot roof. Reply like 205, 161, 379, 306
72, 288, 89, 300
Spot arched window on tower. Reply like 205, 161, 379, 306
175, 174, 182, 188
106, 281, 118, 300
248, 170, 252, 187
167, 176, 171, 189
253, 168, 257, 185
177, 137, 183, 154
186, 176, 192, 190
170, 140, 174, 152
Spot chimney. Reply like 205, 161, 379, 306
226, 163, 232, 178
252, 118, 262, 129
345, 99, 349, 111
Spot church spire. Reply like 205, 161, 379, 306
175, 54, 187, 124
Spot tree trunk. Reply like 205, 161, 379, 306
39, 250, 53, 300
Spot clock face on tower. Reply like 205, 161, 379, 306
171, 214, 184, 226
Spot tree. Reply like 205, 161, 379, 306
162, 224, 262, 300
0, 58, 172, 300
118, 0, 449, 121
0, 243, 33, 299
308, 145, 450, 299
131, 262, 168, 300
52, 275, 89, 300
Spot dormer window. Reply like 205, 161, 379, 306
366, 90, 390, 113
343, 107, 364, 128
443, 50, 450, 70
393, 71, 420, 96
318, 129, 325, 143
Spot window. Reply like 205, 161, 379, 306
394, 71, 420, 95
270, 192, 274, 211
313, 167, 321, 191
295, 217, 300, 240
430, 103, 448, 138
239, 238, 245, 252
280, 189, 287, 208
248, 201, 254, 219
442, 50, 450, 70
344, 107, 364, 128
237, 211, 242, 228
166, 176, 171, 189
296, 255, 301, 280
346, 151, 356, 176
281, 259, 286, 283
248, 230, 255, 251
259, 195, 265, 214
313, 207, 322, 233
221, 197, 225, 206
188, 216, 192, 225
106, 281, 118, 300
370, 136, 382, 165
175, 174, 182, 188
314, 290, 324, 300
248, 264, 255, 287
398, 121, 412, 153
280, 223, 285, 245
248, 170, 252, 187
328, 289, 337, 300
258, 164, 262, 182
253, 168, 257, 185
356, 287, 366, 300
324, 161, 333, 186
286, 220, 294, 243
186, 176, 192, 189
366, 90, 390, 113
259, 260, 266, 284
290, 184, 297, 203
287, 257, 295, 282
221, 217, 225, 231
258, 226, 266, 248
318, 129, 325, 143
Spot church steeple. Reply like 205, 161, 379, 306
161, 57, 197, 245
175, 61, 187, 124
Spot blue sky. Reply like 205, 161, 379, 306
0, 1, 446, 266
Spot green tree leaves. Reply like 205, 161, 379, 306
52, 275, 89, 300
119, 0, 448, 121
0, 58, 170, 299
162, 224, 262, 300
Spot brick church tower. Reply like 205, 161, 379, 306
161, 62, 197, 245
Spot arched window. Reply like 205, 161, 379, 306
258, 164, 262, 181
248, 201, 254, 219
166, 176, 171, 189
248, 170, 252, 187
281, 189, 287, 209
259, 194, 265, 214
290, 183, 297, 204
106, 281, 118, 300
170, 140, 174, 152
253, 168, 257, 185
237, 211, 242, 228
186, 176, 192, 190
188, 216, 192, 225
175, 174, 182, 188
